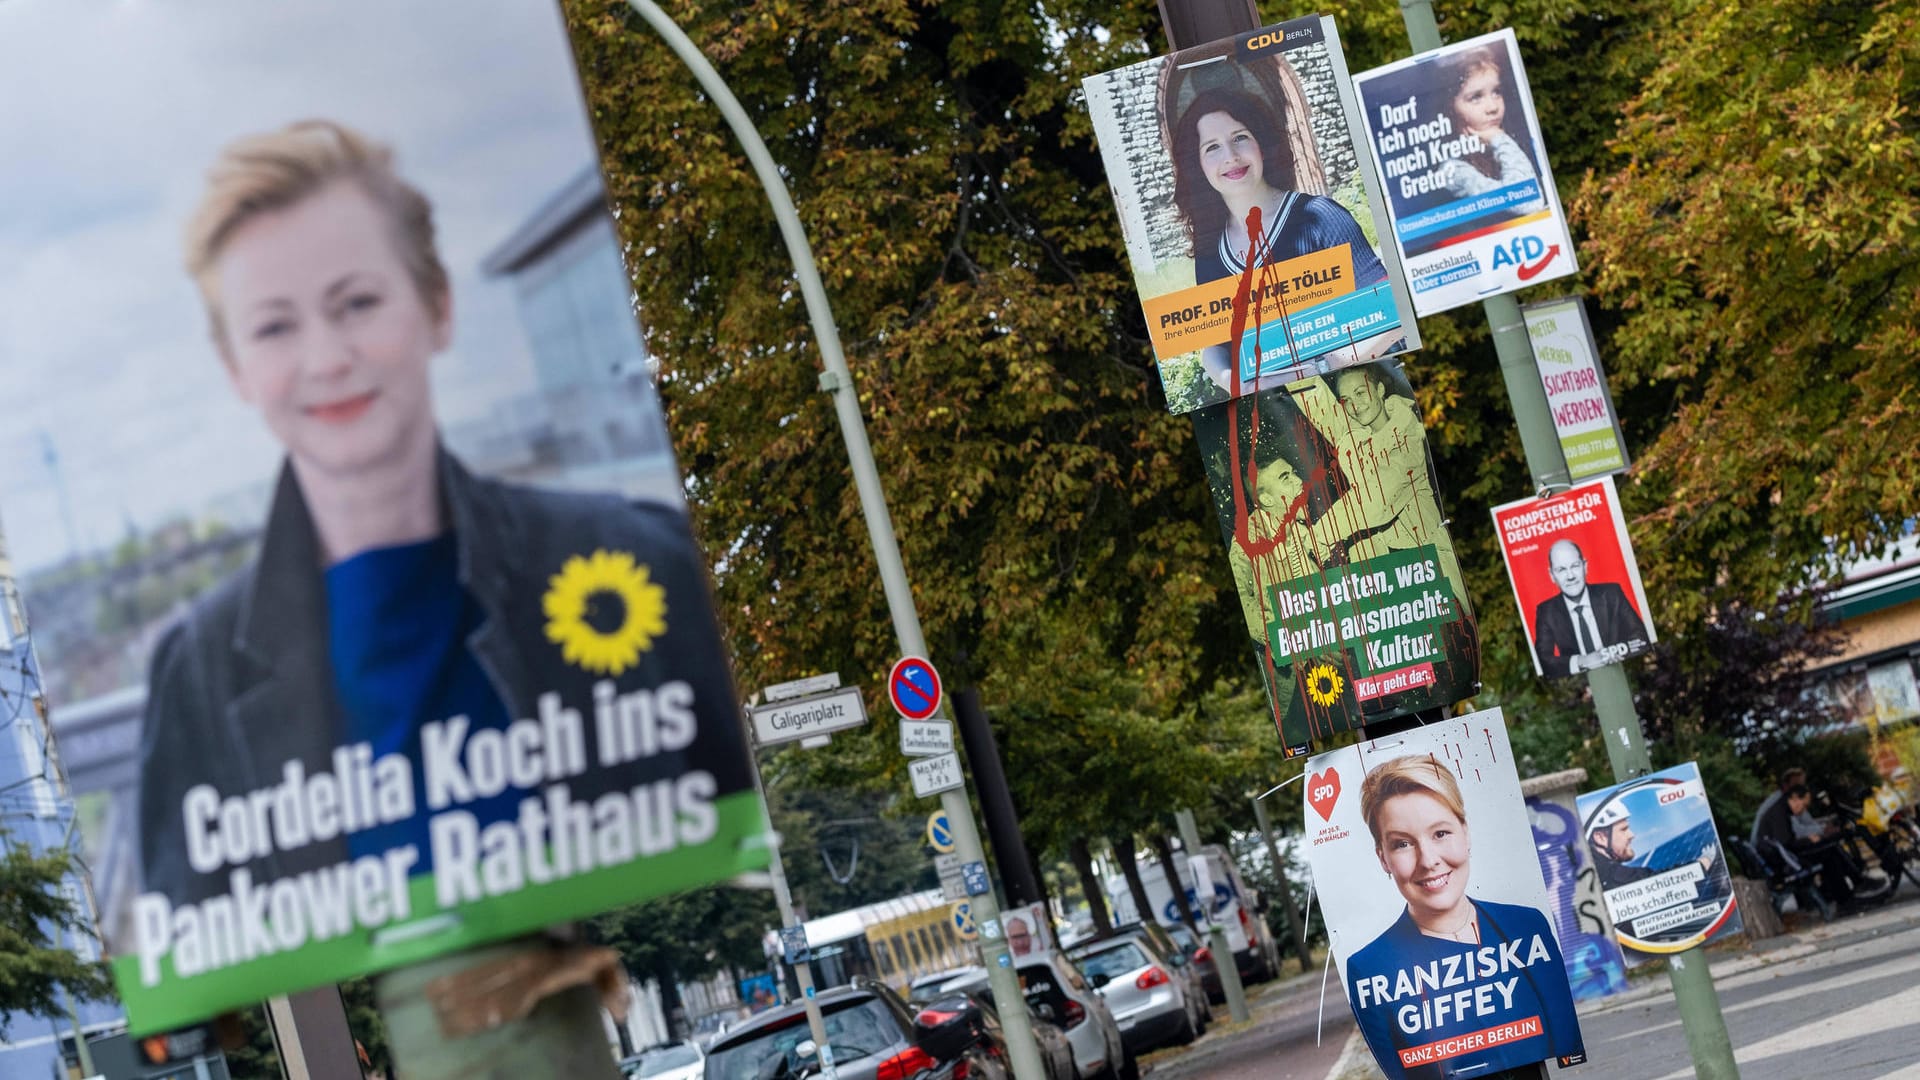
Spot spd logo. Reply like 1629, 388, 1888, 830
1489, 233, 1562, 281
1308, 768, 1342, 822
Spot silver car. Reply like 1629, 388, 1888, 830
1066, 935, 1206, 1056
1015, 953, 1137, 1080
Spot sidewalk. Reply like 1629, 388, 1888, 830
1141, 952, 1357, 1079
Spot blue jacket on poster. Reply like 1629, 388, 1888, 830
1345, 898, 1586, 1079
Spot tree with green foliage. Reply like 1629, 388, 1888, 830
1577, 0, 1919, 626
555, 0, 1895, 879
0, 838, 112, 1036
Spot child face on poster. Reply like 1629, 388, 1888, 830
1363, 757, 1475, 937
1450, 59, 1507, 141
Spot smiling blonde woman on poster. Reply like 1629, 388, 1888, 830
137, 120, 743, 907
1342, 756, 1582, 1078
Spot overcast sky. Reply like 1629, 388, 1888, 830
0, 0, 605, 572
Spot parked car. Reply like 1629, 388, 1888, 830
620, 1041, 705, 1080
1105, 845, 1280, 984
925, 977, 1079, 1080
1066, 932, 1207, 1056
1105, 922, 1212, 1027
907, 966, 986, 1007
1161, 923, 1225, 1004
702, 982, 1011, 1080
1014, 952, 1137, 1080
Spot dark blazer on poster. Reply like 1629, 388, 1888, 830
138, 449, 751, 904
1531, 582, 1649, 678
1345, 899, 1585, 1079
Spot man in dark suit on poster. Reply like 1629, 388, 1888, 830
1532, 539, 1650, 677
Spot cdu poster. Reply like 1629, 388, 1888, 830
1083, 15, 1420, 415
0, 0, 765, 1033
1577, 764, 1743, 966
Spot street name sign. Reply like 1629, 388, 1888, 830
899, 719, 955, 757
750, 686, 868, 746
910, 752, 964, 798
764, 672, 841, 703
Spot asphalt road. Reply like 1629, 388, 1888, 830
1573, 887, 1920, 1079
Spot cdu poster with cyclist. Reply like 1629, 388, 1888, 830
1577, 763, 1744, 966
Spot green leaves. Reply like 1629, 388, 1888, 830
0, 838, 113, 1034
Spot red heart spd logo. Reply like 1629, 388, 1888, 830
1308, 768, 1342, 822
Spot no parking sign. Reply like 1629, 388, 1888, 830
889, 656, 943, 720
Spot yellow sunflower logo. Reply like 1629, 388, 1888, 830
543, 549, 668, 676
1304, 663, 1344, 708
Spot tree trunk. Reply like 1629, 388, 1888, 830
1070, 838, 1112, 935
656, 966, 685, 1041
1113, 835, 1155, 927
1152, 833, 1199, 928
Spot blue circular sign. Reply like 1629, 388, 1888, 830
889, 656, 943, 721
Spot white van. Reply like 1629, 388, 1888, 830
1104, 844, 1279, 983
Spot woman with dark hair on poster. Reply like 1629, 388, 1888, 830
1433, 45, 1544, 211
138, 119, 743, 905
1343, 756, 1582, 1078
1167, 85, 1395, 393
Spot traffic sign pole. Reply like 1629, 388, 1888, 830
1382, 3, 1734, 1077
622, 5, 1038, 1074
740, 706, 839, 1080
1175, 810, 1248, 1024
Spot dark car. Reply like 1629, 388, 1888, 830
1162, 923, 1225, 1004
927, 970, 1083, 1080
702, 982, 1011, 1080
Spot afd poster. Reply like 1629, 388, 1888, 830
1352, 29, 1576, 316
1304, 710, 1586, 1077
1491, 477, 1655, 680
1194, 361, 1478, 757
0, 0, 765, 1034
1576, 764, 1743, 966
1523, 296, 1629, 486
1083, 16, 1420, 415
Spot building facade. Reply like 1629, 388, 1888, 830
0, 519, 127, 1078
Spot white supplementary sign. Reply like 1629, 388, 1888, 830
899, 720, 955, 757
750, 687, 868, 746
934, 853, 963, 874
763, 672, 841, 703
910, 752, 964, 798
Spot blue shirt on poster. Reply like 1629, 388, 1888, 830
1345, 899, 1585, 1078
325, 534, 518, 869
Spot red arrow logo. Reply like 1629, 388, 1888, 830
1517, 244, 1562, 281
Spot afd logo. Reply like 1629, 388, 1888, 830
1488, 234, 1563, 281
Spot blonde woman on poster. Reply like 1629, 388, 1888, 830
1341, 755, 1584, 1077
139, 121, 742, 908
